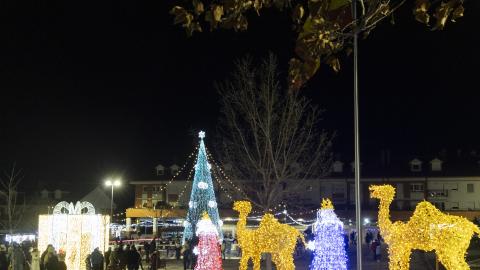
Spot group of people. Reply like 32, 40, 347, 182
104, 245, 142, 270
0, 243, 67, 270
365, 230, 382, 262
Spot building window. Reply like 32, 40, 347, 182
411, 164, 421, 172
306, 185, 313, 191
410, 159, 422, 172
156, 169, 164, 176
467, 184, 474, 193
332, 161, 343, 173
143, 186, 154, 192
411, 184, 424, 192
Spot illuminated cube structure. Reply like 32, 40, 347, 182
38, 201, 110, 270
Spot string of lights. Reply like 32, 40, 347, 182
156, 145, 199, 193
204, 147, 247, 197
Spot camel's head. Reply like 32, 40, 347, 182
233, 201, 252, 215
370, 185, 396, 202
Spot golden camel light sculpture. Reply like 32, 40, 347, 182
233, 201, 306, 270
370, 184, 480, 270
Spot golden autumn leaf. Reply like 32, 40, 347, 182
327, 57, 340, 72
193, 0, 205, 15
451, 3, 464, 22
213, 5, 224, 22
413, 0, 430, 25
433, 1, 454, 30
292, 4, 305, 24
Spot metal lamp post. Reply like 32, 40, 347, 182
352, 0, 363, 268
105, 178, 121, 220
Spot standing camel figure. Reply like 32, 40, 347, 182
370, 184, 480, 270
233, 201, 305, 270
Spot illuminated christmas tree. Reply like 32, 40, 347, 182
194, 212, 223, 270
182, 131, 223, 243
310, 199, 347, 270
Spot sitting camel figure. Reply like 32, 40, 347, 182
370, 185, 480, 270
233, 201, 305, 270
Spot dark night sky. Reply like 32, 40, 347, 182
0, 0, 479, 198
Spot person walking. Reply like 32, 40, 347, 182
375, 240, 381, 262
0, 245, 8, 270
90, 248, 104, 270
104, 248, 111, 270
127, 247, 140, 270
118, 246, 127, 270
370, 239, 378, 261
30, 248, 41, 270
57, 251, 66, 270
149, 251, 160, 270
40, 245, 53, 270
11, 244, 26, 270
109, 247, 120, 270
142, 243, 149, 264
181, 242, 191, 270
43, 246, 59, 270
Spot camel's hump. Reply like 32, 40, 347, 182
411, 201, 442, 217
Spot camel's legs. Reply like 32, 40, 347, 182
437, 248, 470, 270
239, 255, 250, 270
388, 247, 411, 270
252, 254, 261, 270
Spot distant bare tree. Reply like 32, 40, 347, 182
216, 54, 333, 212
0, 165, 26, 234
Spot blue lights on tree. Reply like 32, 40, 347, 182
310, 199, 347, 270
182, 131, 223, 244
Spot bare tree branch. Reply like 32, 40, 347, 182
216, 54, 334, 212
0, 164, 26, 234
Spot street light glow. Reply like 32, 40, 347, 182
105, 178, 121, 187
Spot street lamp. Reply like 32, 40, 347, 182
105, 178, 121, 220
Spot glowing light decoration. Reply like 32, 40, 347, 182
194, 212, 223, 270
198, 182, 209, 189
208, 201, 217, 208
182, 131, 223, 243
310, 199, 347, 270
370, 185, 480, 270
233, 201, 306, 270
38, 201, 109, 270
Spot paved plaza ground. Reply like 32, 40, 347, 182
150, 243, 480, 269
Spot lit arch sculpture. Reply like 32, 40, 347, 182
38, 201, 110, 270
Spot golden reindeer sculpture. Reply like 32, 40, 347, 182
370, 185, 480, 270
232, 201, 306, 270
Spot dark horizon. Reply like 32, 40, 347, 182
1, 0, 479, 196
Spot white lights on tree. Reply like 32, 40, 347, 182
207, 163, 212, 170
218, 220, 223, 227
184, 220, 190, 227
208, 201, 217, 208
198, 181, 208, 189
189, 201, 194, 208
198, 131, 206, 139
38, 201, 109, 270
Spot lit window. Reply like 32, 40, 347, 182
410, 184, 424, 192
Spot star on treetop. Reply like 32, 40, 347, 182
198, 131, 205, 139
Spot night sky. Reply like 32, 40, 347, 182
1, 0, 479, 197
